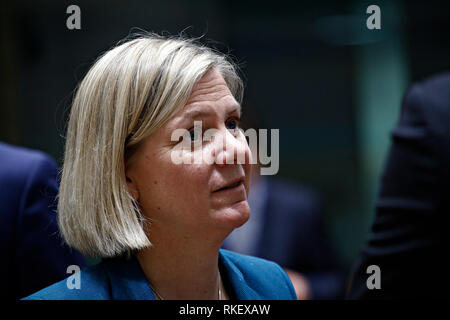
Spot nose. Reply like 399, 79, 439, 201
214, 128, 251, 166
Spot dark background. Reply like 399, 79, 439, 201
1, 0, 449, 278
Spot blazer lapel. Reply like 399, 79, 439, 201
218, 250, 261, 300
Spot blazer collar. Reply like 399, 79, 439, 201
102, 254, 156, 300
218, 249, 261, 299
102, 249, 258, 300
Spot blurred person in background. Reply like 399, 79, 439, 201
347, 72, 450, 299
0, 142, 86, 299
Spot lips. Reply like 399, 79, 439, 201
213, 177, 244, 193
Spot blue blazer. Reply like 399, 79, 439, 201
0, 142, 86, 299
24, 249, 297, 300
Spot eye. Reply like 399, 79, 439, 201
226, 117, 240, 130
188, 127, 201, 141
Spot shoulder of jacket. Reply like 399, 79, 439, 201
22, 263, 110, 300
220, 249, 297, 299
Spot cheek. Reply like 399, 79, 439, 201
170, 164, 210, 192
142, 160, 212, 212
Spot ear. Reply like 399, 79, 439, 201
126, 174, 140, 201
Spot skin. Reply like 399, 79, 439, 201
125, 68, 252, 299
285, 269, 311, 300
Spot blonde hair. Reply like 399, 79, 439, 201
58, 33, 243, 258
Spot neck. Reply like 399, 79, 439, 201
136, 224, 226, 300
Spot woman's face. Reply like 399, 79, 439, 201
126, 69, 251, 241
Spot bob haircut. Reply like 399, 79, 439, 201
58, 33, 244, 258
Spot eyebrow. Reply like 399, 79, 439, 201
183, 105, 242, 120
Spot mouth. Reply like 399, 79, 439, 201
213, 178, 245, 193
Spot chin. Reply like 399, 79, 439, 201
216, 200, 251, 230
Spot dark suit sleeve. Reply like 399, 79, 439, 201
347, 80, 446, 299
265, 182, 346, 300
13, 153, 86, 299
296, 201, 346, 300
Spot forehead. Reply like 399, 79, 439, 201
185, 69, 232, 104
171, 69, 241, 123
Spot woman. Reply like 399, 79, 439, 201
24, 33, 296, 300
